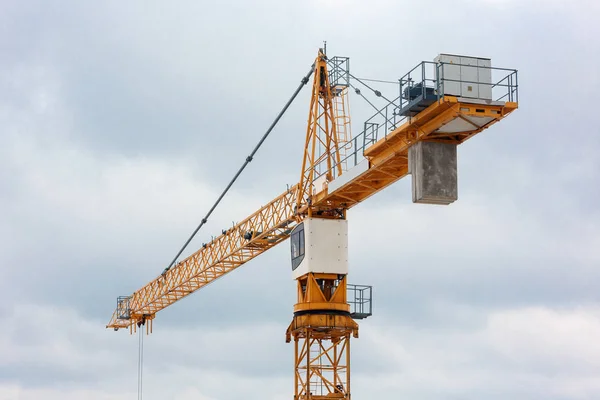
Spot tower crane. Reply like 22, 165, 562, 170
107, 49, 518, 399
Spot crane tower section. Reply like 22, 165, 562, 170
287, 218, 357, 400
287, 52, 360, 400
297, 52, 351, 217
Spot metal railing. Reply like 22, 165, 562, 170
398, 61, 440, 114
312, 60, 518, 184
116, 296, 131, 320
328, 56, 350, 88
347, 284, 372, 319
435, 61, 519, 103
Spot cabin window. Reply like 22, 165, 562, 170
291, 224, 305, 270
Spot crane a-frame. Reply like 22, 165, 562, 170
107, 49, 518, 399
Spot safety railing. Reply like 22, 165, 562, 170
493, 68, 519, 102
398, 61, 440, 116
435, 61, 518, 103
347, 284, 372, 319
116, 296, 131, 320
313, 60, 518, 184
328, 56, 350, 88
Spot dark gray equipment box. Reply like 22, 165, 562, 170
409, 141, 458, 205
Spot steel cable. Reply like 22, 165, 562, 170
349, 73, 395, 104
137, 328, 144, 400
350, 76, 399, 85
162, 65, 314, 275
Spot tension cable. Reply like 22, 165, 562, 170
162, 65, 315, 275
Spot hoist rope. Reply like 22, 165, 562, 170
137, 328, 144, 400
162, 65, 315, 275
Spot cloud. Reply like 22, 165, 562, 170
0, 303, 289, 399
0, 120, 296, 321
355, 305, 600, 399
1, 0, 600, 399
3, 302, 600, 400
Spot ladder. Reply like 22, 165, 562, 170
332, 86, 352, 173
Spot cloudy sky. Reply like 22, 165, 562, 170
1, 0, 600, 399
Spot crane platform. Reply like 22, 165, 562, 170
311, 59, 518, 211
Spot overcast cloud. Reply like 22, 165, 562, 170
1, 0, 600, 399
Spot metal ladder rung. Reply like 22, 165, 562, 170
333, 87, 352, 172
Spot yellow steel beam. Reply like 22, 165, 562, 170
296, 50, 341, 216
311, 98, 518, 210
107, 92, 518, 331
106, 184, 300, 330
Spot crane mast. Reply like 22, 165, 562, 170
287, 51, 356, 399
296, 51, 343, 217
107, 49, 519, 399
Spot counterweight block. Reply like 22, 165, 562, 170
409, 141, 458, 205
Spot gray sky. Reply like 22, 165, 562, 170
1, 0, 600, 399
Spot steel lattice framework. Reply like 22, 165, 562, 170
107, 48, 518, 400
107, 52, 517, 331
107, 185, 300, 331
